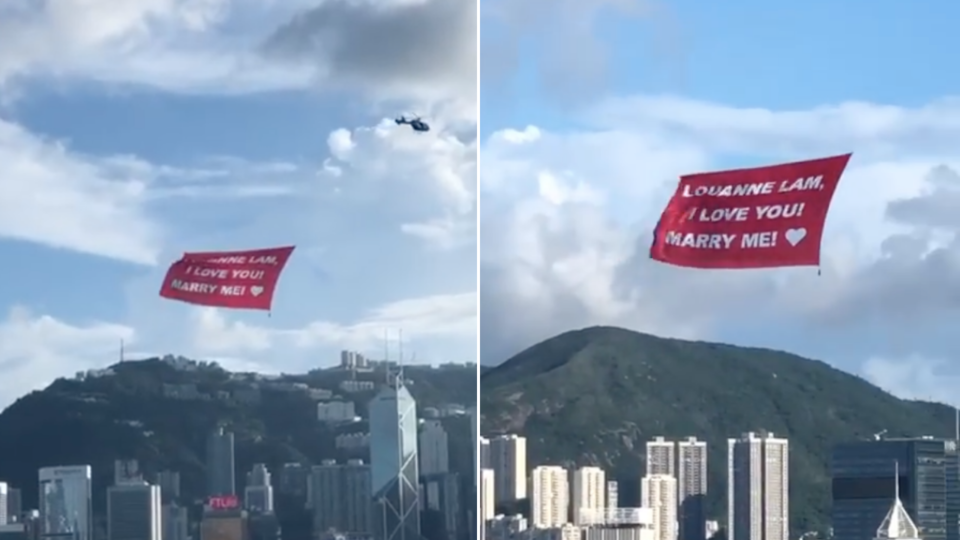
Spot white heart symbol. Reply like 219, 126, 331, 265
785, 228, 807, 246
250, 286, 264, 297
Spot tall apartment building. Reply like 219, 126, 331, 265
490, 435, 527, 505
647, 437, 676, 476
728, 432, 789, 540
479, 438, 491, 470
107, 483, 162, 540
309, 460, 373, 536
244, 464, 274, 514
419, 420, 450, 476
480, 470, 495, 522
206, 427, 236, 497
531, 466, 569, 529
642, 474, 678, 540
678, 437, 708, 540
572, 467, 606, 525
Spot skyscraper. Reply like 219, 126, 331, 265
490, 435, 527, 505
107, 483, 161, 540
647, 437, 677, 477
244, 465, 274, 514
39, 466, 92, 540
728, 432, 789, 540
309, 459, 373, 536
5, 487, 20, 524
479, 438, 491, 469
572, 467, 606, 525
832, 438, 954, 540
531, 466, 569, 529
479, 470, 495, 522
369, 378, 421, 540
678, 437, 708, 540
206, 427, 236, 497
643, 474, 678, 540
419, 420, 450, 476
156, 472, 180, 504
161, 503, 188, 540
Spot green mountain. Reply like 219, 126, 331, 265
479, 326, 954, 535
0, 357, 476, 538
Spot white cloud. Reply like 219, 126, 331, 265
0, 0, 309, 94
0, 0, 477, 102
863, 356, 960, 406
480, 94, 960, 404
322, 120, 477, 249
0, 118, 162, 265
0, 121, 318, 265
0, 307, 134, 410
262, 0, 476, 106
191, 291, 477, 356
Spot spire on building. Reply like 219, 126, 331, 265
875, 461, 920, 540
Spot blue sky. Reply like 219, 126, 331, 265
0, 0, 477, 410
482, 0, 960, 131
480, 0, 960, 404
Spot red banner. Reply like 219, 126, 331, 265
650, 154, 851, 269
159, 246, 295, 310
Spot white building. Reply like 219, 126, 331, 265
607, 481, 619, 509
490, 435, 527, 504
317, 401, 357, 423
582, 508, 656, 540
646, 437, 676, 476
419, 420, 450, 476
481, 469, 496, 521
531, 466, 569, 529
677, 437, 707, 540
0, 482, 7, 525
572, 467, 606, 525
641, 474, 677, 540
245, 464, 274, 513
727, 432, 789, 540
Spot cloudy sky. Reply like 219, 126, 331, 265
480, 0, 960, 404
0, 0, 478, 410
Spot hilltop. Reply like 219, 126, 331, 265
480, 326, 953, 534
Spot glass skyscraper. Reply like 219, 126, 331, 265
832, 438, 959, 540
38, 466, 92, 540
206, 427, 236, 497
369, 378, 421, 540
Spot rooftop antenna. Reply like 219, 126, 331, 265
120, 339, 125, 363
383, 329, 390, 385
894, 460, 900, 501
398, 329, 405, 385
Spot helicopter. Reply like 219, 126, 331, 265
395, 115, 430, 132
